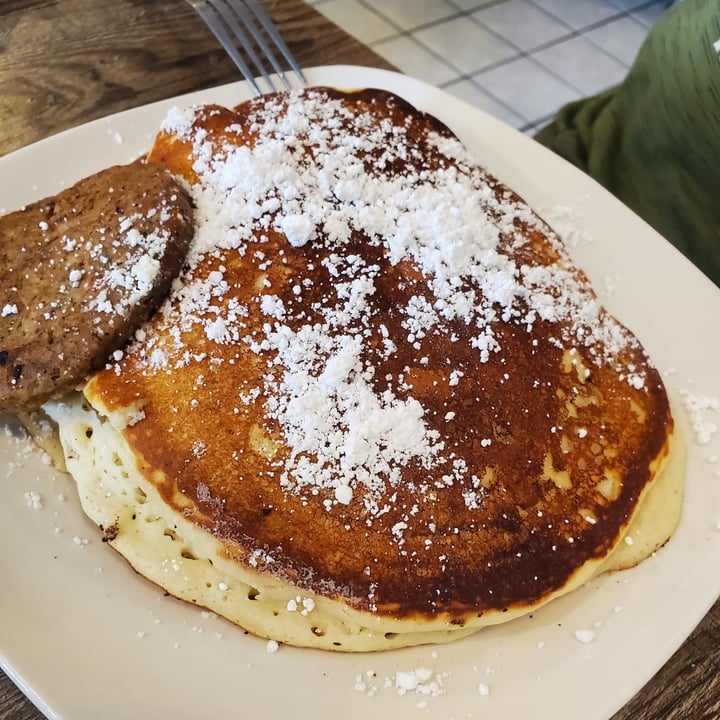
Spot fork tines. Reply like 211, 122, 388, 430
189, 0, 307, 95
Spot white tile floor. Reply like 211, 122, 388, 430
309, 0, 672, 133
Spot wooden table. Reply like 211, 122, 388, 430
0, 1, 717, 718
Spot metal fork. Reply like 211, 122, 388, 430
187, 0, 307, 95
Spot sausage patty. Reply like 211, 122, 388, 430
0, 161, 194, 412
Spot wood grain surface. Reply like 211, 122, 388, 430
0, 0, 394, 156
0, 1, 718, 719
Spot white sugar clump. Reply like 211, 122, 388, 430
86, 215, 175, 316
680, 391, 720, 446
394, 667, 444, 696
24, 490, 43, 510
574, 628, 597, 644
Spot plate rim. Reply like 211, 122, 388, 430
1, 64, 719, 720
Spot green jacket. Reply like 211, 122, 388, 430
535, 0, 720, 286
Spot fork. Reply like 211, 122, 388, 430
187, 0, 307, 95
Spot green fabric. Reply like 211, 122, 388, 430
534, 0, 720, 286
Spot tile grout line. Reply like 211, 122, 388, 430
311, 0, 664, 130
353, 0, 641, 123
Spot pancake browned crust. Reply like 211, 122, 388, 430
0, 162, 194, 412
51, 88, 677, 650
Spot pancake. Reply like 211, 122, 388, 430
0, 162, 194, 412
47, 87, 681, 651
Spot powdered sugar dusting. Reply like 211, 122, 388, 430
115, 88, 649, 523
87, 214, 173, 316
680, 391, 720, 445
156, 91, 634, 364
260, 287, 443, 503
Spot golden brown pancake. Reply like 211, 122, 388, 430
48, 88, 679, 651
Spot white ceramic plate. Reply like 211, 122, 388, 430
1, 66, 719, 720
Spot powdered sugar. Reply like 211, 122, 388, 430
262, 308, 443, 502
86, 213, 174, 316
681, 391, 720, 446
574, 628, 597, 644
119, 88, 647, 515
158, 91, 632, 366
354, 666, 446, 699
